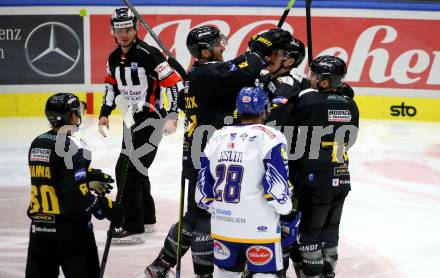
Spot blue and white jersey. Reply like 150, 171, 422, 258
196, 124, 292, 243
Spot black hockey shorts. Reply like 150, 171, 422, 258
295, 174, 351, 247
25, 234, 99, 278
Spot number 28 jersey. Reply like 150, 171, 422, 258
196, 124, 292, 243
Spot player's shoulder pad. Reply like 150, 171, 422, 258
298, 88, 316, 98
250, 124, 277, 139
277, 75, 295, 86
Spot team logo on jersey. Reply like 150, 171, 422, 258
257, 226, 268, 232
308, 173, 315, 182
213, 240, 230, 260
272, 96, 288, 105
328, 110, 352, 122
246, 246, 273, 266
334, 166, 349, 176
30, 148, 51, 162
227, 142, 235, 149
229, 63, 238, 72
241, 95, 252, 103
130, 62, 138, 71
332, 178, 340, 187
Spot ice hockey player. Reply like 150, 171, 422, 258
143, 26, 284, 277
98, 7, 183, 244
284, 56, 359, 277
259, 29, 307, 127
25, 93, 124, 277
195, 86, 300, 277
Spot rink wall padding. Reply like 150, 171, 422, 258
0, 5, 439, 121
1, 92, 440, 122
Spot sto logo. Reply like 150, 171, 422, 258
246, 246, 273, 265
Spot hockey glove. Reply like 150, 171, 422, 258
280, 210, 302, 246
95, 196, 124, 228
88, 181, 113, 195
248, 32, 276, 58
87, 168, 114, 183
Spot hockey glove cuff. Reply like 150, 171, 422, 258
280, 210, 301, 246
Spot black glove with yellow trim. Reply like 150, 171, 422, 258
87, 168, 114, 183
97, 196, 124, 228
87, 168, 114, 195
249, 32, 276, 58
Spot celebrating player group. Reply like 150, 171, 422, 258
25, 4, 359, 278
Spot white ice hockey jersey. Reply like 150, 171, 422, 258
196, 124, 292, 243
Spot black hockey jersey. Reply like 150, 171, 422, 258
27, 131, 99, 240
100, 39, 182, 118
182, 52, 266, 171
284, 89, 359, 182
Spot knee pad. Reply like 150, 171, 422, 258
191, 231, 214, 274
322, 246, 338, 277
299, 243, 324, 277
163, 222, 193, 265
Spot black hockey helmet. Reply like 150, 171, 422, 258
310, 55, 347, 88
278, 37, 305, 68
263, 29, 305, 68
110, 7, 137, 33
186, 25, 227, 58
45, 93, 81, 128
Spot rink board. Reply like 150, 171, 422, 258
0, 6, 439, 121
1, 92, 439, 122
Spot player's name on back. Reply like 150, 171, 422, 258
217, 150, 243, 163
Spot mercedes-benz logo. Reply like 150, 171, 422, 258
24, 21, 81, 77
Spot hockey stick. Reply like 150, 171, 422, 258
277, 0, 296, 28
305, 0, 313, 65
175, 173, 186, 278
99, 95, 134, 278
121, 0, 187, 79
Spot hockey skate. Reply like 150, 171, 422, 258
144, 257, 175, 278
112, 228, 145, 244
